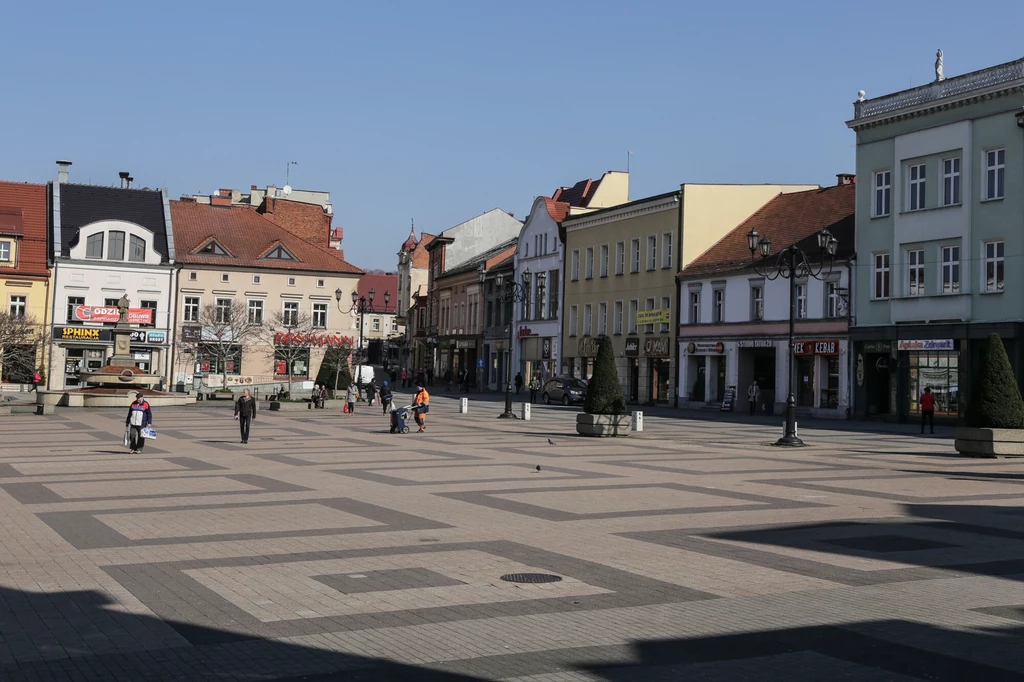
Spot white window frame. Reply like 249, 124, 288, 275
585, 247, 594, 280
215, 298, 233, 323
569, 304, 578, 337
983, 240, 1005, 292
873, 253, 890, 300
713, 288, 725, 323
9, 295, 26, 319
646, 236, 657, 271
660, 295, 671, 332
583, 303, 593, 336
984, 148, 1005, 200
317, 278, 325, 288
599, 244, 609, 277
942, 157, 961, 206
908, 163, 926, 211
615, 241, 625, 275
372, 318, 380, 332
312, 302, 328, 328
627, 299, 638, 333
571, 249, 580, 281
252, 275, 261, 284
630, 239, 640, 273
750, 284, 763, 321
613, 300, 623, 334
597, 302, 607, 335
287, 277, 296, 286
282, 301, 299, 326
662, 232, 673, 269
689, 290, 700, 324
221, 273, 230, 283
825, 281, 840, 318
795, 283, 807, 319
644, 296, 656, 333
183, 296, 200, 322
941, 244, 960, 294
908, 249, 925, 297
873, 170, 891, 217
189, 271, 198, 281
0, 240, 11, 262
247, 299, 263, 324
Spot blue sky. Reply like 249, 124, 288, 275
4, 1, 1023, 270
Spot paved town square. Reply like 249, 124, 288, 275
0, 398, 1022, 680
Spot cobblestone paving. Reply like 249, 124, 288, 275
0, 398, 1023, 680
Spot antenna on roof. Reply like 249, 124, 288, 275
285, 161, 298, 188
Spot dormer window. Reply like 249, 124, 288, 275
261, 243, 297, 261
197, 239, 230, 256
129, 235, 146, 262
86, 233, 104, 259
108, 231, 125, 260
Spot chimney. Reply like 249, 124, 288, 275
836, 173, 856, 186
210, 188, 233, 207
119, 172, 130, 189
251, 184, 258, 190
127, 176, 134, 189
56, 160, 72, 184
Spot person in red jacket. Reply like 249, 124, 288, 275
920, 386, 935, 434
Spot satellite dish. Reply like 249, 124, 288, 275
282, 185, 292, 196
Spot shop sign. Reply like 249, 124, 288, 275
644, 337, 671, 357
577, 337, 601, 357
55, 326, 112, 342
686, 341, 724, 355
897, 339, 954, 351
862, 340, 891, 353
738, 339, 774, 348
624, 337, 640, 357
147, 331, 166, 344
636, 309, 670, 326
517, 326, 537, 338
541, 338, 552, 360
273, 332, 355, 347
128, 330, 148, 343
225, 375, 254, 385
181, 326, 201, 342
73, 305, 153, 325
456, 339, 475, 349
794, 339, 839, 356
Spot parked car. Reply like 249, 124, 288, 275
353, 365, 375, 386
541, 377, 588, 405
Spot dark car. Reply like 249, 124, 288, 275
541, 377, 588, 405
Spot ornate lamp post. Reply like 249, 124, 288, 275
482, 265, 531, 419
335, 287, 391, 384
747, 227, 838, 447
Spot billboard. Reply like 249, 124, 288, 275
72, 305, 153, 325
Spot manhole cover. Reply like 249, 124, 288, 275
500, 573, 562, 584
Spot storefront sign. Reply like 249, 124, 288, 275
644, 337, 671, 357
128, 331, 148, 343
794, 340, 839, 356
636, 309, 670, 326
720, 387, 736, 412
181, 326, 201, 342
738, 339, 775, 348
624, 337, 640, 357
862, 340, 891, 353
273, 332, 355, 347
55, 326, 112, 342
686, 341, 724, 355
897, 339, 954, 351
577, 337, 601, 357
73, 305, 153, 325
541, 338, 552, 360
147, 331, 166, 344
456, 339, 474, 349
517, 326, 537, 338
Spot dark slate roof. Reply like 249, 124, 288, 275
56, 184, 170, 261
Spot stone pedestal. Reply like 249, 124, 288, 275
954, 427, 1024, 457
576, 413, 632, 437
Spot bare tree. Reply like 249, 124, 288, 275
178, 300, 264, 390
257, 309, 322, 399
0, 312, 47, 384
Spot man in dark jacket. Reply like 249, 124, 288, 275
234, 388, 257, 444
125, 392, 153, 454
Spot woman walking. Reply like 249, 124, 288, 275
345, 383, 359, 414
366, 380, 377, 406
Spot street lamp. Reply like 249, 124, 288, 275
748, 227, 838, 447
488, 267, 531, 419
335, 286, 391, 384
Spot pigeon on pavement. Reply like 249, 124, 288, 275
547, 438, 556, 445
535, 465, 542, 472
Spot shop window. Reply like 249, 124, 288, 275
274, 347, 309, 377
820, 356, 840, 408
908, 350, 958, 416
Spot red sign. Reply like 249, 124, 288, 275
275, 360, 288, 375
274, 332, 354, 347
794, 339, 839, 356
73, 305, 153, 325
517, 326, 537, 339
200, 360, 211, 372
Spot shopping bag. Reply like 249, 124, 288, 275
343, 403, 349, 414
141, 426, 157, 440
123, 428, 130, 448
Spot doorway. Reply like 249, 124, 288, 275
796, 356, 815, 407
629, 359, 639, 402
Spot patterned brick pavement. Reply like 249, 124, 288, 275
0, 397, 1022, 680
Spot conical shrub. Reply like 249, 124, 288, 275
965, 334, 1024, 428
584, 336, 626, 415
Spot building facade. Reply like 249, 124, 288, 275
847, 56, 1024, 422
396, 224, 434, 370
677, 181, 856, 418
354, 272, 402, 365
482, 254, 514, 392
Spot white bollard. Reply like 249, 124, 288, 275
521, 403, 531, 420
459, 397, 468, 413
631, 410, 643, 432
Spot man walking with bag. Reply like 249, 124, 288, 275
234, 388, 256, 444
125, 392, 153, 454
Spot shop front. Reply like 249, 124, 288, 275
567, 336, 600, 381
643, 336, 672, 404
443, 338, 480, 388
52, 326, 170, 390
624, 337, 640, 402
853, 335, 961, 422
737, 339, 776, 414
792, 339, 843, 414
899, 339, 959, 419
680, 340, 727, 404
854, 340, 893, 418
516, 325, 556, 386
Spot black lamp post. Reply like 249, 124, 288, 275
747, 226, 838, 447
484, 265, 531, 419
335, 287, 391, 385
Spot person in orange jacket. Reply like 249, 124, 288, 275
413, 382, 430, 432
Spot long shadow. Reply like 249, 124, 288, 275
900, 468, 1024, 482
0, 585, 484, 681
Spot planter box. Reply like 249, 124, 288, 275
576, 413, 632, 437
954, 427, 1024, 457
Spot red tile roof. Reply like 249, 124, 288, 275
409, 232, 435, 269
170, 201, 363, 274
356, 273, 400, 313
542, 197, 570, 223
681, 183, 855, 278
0, 182, 49, 278
551, 175, 609, 208
257, 197, 331, 247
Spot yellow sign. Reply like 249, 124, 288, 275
60, 327, 102, 341
635, 309, 670, 326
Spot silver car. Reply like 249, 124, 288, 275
541, 377, 588, 406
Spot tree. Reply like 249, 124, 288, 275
316, 344, 354, 395
177, 300, 264, 390
583, 336, 626, 415
965, 333, 1024, 428
0, 313, 46, 384
257, 309, 323, 399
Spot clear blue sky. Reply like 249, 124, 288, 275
4, 1, 1023, 270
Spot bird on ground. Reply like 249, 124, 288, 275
547, 438, 556, 445
535, 465, 542, 472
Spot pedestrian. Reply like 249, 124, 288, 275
380, 381, 393, 415
444, 368, 452, 392
312, 384, 321, 408
345, 383, 359, 414
514, 372, 523, 394
366, 380, 377, 406
390, 368, 397, 384
319, 384, 328, 408
427, 367, 434, 387
748, 380, 760, 416
413, 381, 430, 433
234, 388, 256, 444
920, 386, 936, 434
529, 374, 540, 404
458, 368, 467, 392
400, 368, 408, 388
125, 392, 152, 454
32, 369, 40, 391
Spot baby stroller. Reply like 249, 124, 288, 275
390, 405, 413, 434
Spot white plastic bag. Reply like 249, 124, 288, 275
123, 428, 130, 448
141, 426, 157, 440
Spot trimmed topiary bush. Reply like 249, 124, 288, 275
965, 334, 1024, 428
584, 336, 626, 415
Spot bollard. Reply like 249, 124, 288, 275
521, 403, 531, 420
631, 410, 643, 432
782, 421, 798, 437
459, 397, 468, 414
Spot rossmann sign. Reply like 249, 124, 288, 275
274, 332, 355, 347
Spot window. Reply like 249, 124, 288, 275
689, 291, 700, 323
750, 285, 763, 321
660, 296, 671, 332
873, 253, 890, 299
873, 170, 891, 217
86, 233, 104, 259
391, 318, 399, 332
583, 303, 592, 336
548, 269, 559, 318
106, 231, 125, 260
630, 239, 640, 273
941, 245, 960, 294
662, 232, 673, 269
713, 289, 725, 322
372, 318, 380, 331
198, 240, 229, 256
647, 236, 657, 270
0, 241, 10, 262
486, 300, 493, 328
627, 299, 638, 333
984, 240, 1005, 292
985, 149, 1005, 200
215, 298, 232, 323
942, 157, 961, 206
796, 283, 807, 319
317, 279, 325, 288
585, 247, 594, 279
644, 297, 656, 333
569, 304, 578, 336
253, 275, 261, 284
263, 244, 297, 260
9, 295, 26, 319
129, 235, 146, 262
282, 301, 299, 326
183, 296, 200, 322
140, 300, 157, 328
908, 249, 925, 296
288, 277, 296, 286
189, 272, 197, 281
825, 282, 839, 318
615, 242, 625, 275
597, 302, 607, 335
66, 296, 84, 324
600, 245, 609, 277
221, 273, 229, 283
312, 303, 327, 328
571, 250, 580, 281
908, 163, 925, 211
613, 300, 623, 334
